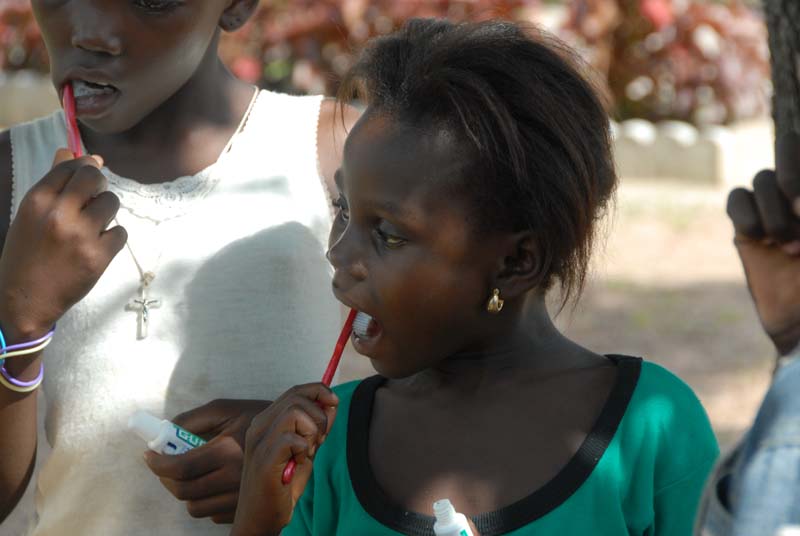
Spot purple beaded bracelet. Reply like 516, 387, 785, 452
0, 362, 44, 388
3, 329, 56, 352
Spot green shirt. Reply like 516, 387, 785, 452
283, 357, 719, 535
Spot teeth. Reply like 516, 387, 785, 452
72, 80, 115, 98
352, 312, 372, 338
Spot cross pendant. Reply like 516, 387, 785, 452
125, 276, 161, 340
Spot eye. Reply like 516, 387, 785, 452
376, 228, 406, 249
133, 0, 181, 13
332, 196, 349, 222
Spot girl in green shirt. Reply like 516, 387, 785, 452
230, 19, 719, 536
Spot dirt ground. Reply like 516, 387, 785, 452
339, 178, 775, 450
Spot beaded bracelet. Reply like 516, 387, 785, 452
0, 326, 54, 393
0, 363, 44, 393
0, 338, 53, 360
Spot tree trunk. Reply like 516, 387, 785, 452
764, 0, 800, 139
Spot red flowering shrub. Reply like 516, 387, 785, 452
218, 0, 537, 95
0, 0, 49, 73
563, 0, 770, 124
0, 0, 771, 125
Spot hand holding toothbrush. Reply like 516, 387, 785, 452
0, 148, 126, 341
0, 84, 123, 343
231, 383, 339, 536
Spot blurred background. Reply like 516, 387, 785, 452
0, 0, 780, 448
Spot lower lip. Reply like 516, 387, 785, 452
74, 89, 120, 118
351, 330, 382, 357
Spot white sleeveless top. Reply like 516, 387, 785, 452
7, 90, 341, 535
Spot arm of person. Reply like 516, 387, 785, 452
0, 130, 39, 522
726, 356, 800, 535
0, 141, 126, 520
230, 383, 338, 536
694, 132, 800, 534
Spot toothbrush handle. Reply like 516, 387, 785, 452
62, 85, 83, 158
281, 309, 357, 485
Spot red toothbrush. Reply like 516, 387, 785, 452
62, 83, 83, 158
281, 308, 358, 484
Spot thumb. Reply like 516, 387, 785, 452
51, 149, 103, 169
51, 148, 74, 168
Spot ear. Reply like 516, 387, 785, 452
219, 0, 259, 32
493, 232, 549, 299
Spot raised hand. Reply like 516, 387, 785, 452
0, 149, 126, 340
231, 384, 338, 536
727, 132, 800, 354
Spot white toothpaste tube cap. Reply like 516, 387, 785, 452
128, 410, 162, 444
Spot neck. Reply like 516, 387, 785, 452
396, 295, 601, 396
80, 34, 256, 183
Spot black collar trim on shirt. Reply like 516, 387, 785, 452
346, 355, 643, 536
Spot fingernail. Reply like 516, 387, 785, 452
309, 445, 317, 457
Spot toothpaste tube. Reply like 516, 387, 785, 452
128, 410, 206, 455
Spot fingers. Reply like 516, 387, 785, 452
728, 187, 763, 240
83, 191, 120, 232
61, 164, 109, 210
145, 437, 240, 482
160, 466, 241, 502
99, 224, 128, 254
753, 169, 797, 242
38, 154, 102, 194
728, 169, 800, 243
248, 384, 338, 445
185, 491, 239, 521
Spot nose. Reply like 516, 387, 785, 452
71, 15, 122, 56
327, 229, 368, 287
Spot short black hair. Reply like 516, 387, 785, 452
338, 18, 617, 304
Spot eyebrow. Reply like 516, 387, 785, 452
372, 200, 409, 218
335, 169, 412, 221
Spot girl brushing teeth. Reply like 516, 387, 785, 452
230, 18, 719, 536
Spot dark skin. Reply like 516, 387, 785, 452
0, 0, 357, 523
727, 132, 800, 356
231, 111, 616, 535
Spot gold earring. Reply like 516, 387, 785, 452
486, 288, 504, 314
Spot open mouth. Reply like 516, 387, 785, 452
68, 79, 120, 117
351, 311, 384, 354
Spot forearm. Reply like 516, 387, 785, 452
0, 311, 45, 521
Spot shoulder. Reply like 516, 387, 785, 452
636, 360, 703, 404
332, 378, 365, 402
622, 359, 719, 470
317, 99, 362, 196
331, 375, 380, 407
627, 360, 715, 434
0, 129, 11, 246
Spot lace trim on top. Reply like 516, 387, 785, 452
94, 89, 263, 224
